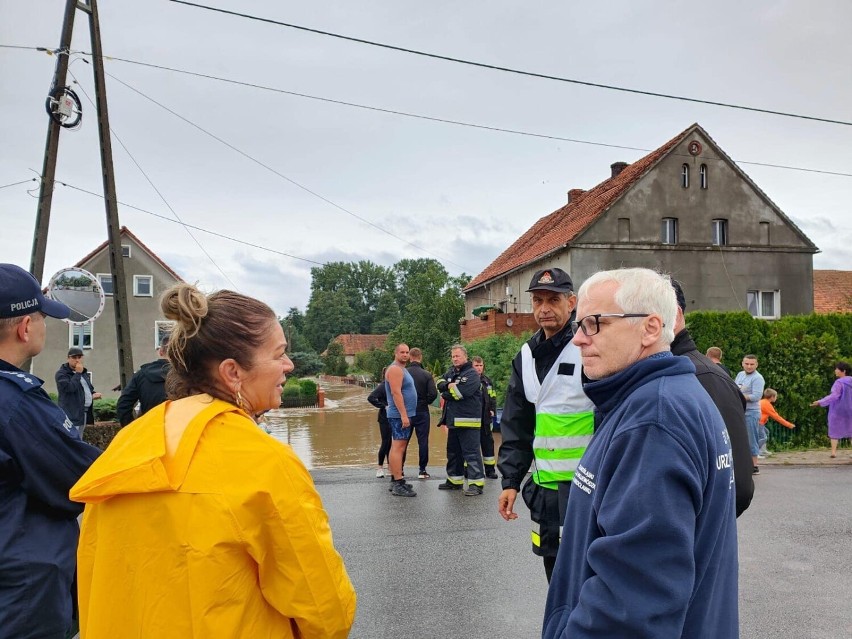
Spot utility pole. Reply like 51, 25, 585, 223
30, 0, 77, 282
31, 0, 134, 386
80, 0, 134, 387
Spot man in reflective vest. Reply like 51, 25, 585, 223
497, 267, 594, 582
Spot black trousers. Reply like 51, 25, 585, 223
377, 415, 392, 466
410, 411, 431, 472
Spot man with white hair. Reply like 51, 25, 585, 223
542, 268, 738, 639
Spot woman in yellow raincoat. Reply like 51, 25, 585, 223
71, 284, 356, 638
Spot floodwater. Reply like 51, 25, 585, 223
264, 381, 502, 470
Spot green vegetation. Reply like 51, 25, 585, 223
304, 258, 467, 366
281, 377, 319, 399
93, 398, 118, 422
464, 332, 532, 406
322, 341, 349, 376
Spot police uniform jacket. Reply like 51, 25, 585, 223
0, 359, 101, 639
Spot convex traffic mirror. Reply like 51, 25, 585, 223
46, 267, 106, 324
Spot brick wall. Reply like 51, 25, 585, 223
460, 313, 539, 341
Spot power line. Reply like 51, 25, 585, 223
168, 0, 852, 128
36, 176, 329, 266
68, 65, 240, 290
7, 44, 852, 178
0, 178, 38, 190
99, 71, 472, 271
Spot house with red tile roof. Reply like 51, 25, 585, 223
463, 123, 818, 336
813, 270, 852, 314
33, 227, 184, 396
327, 333, 390, 365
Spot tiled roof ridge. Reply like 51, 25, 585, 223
465, 125, 692, 290
74, 226, 184, 282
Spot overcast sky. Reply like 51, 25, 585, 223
2, 1, 851, 316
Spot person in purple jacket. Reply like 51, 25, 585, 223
542, 268, 738, 639
810, 361, 852, 458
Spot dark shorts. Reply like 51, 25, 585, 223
388, 417, 413, 441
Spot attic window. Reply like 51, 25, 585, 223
700, 164, 708, 189
121, 244, 131, 258
681, 164, 689, 188
712, 219, 728, 246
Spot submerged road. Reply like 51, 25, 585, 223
314, 465, 852, 639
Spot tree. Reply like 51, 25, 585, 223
289, 351, 323, 377
322, 340, 349, 376
371, 291, 401, 334
280, 307, 313, 353
388, 266, 467, 366
309, 261, 395, 334
354, 347, 393, 382
304, 290, 357, 352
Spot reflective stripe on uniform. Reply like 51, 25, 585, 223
531, 522, 562, 547
453, 418, 481, 428
447, 475, 464, 484
482, 456, 496, 466
449, 385, 463, 400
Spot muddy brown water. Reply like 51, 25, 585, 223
264, 381, 502, 470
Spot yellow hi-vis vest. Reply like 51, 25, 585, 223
521, 340, 595, 490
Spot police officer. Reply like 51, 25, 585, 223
496, 268, 594, 582
0, 263, 101, 639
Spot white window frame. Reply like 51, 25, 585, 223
69, 323, 93, 349
661, 217, 678, 245
155, 321, 175, 348
97, 273, 113, 296
121, 244, 132, 258
133, 274, 154, 297
681, 164, 690, 188
700, 164, 708, 189
712, 219, 728, 246
747, 290, 780, 319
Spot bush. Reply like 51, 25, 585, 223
464, 332, 532, 406
280, 378, 319, 399
281, 378, 304, 398
299, 378, 318, 397
93, 398, 117, 422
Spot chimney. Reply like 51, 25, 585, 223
567, 188, 585, 204
610, 162, 629, 178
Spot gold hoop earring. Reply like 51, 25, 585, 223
235, 389, 245, 410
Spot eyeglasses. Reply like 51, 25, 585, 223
571, 313, 651, 337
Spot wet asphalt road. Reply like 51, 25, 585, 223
313, 464, 852, 639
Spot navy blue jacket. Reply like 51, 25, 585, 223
55, 361, 96, 428
542, 353, 739, 639
0, 359, 101, 639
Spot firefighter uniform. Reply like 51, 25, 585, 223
480, 373, 498, 477
437, 361, 483, 488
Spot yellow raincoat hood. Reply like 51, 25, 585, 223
71, 395, 355, 638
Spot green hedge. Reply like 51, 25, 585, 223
686, 311, 850, 449
464, 332, 532, 406
280, 377, 319, 399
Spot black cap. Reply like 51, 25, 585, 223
0, 263, 70, 320
671, 280, 686, 312
526, 268, 573, 293
67, 347, 84, 357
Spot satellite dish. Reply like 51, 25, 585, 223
46, 267, 105, 324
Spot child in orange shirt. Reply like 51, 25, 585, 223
759, 389, 795, 456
